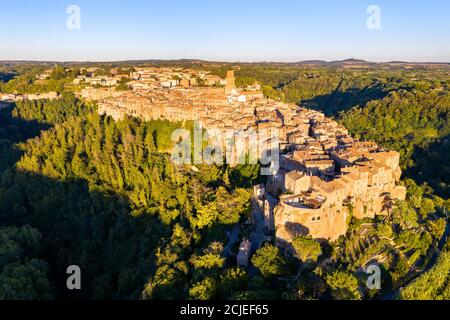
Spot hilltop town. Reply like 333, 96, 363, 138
74, 67, 407, 252
0, 60, 448, 302
1, 0, 449, 303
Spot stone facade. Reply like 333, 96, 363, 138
81, 67, 407, 245
272, 144, 406, 243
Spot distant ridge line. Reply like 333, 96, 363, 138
0, 58, 449, 67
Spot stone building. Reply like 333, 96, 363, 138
224, 70, 237, 95
273, 147, 406, 243
83, 67, 407, 247
237, 240, 252, 268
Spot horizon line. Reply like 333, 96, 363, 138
1, 57, 449, 65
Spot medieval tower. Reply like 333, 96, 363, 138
225, 70, 237, 95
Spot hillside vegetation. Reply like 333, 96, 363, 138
0, 63, 449, 300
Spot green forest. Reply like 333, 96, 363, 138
0, 64, 449, 300
0, 94, 267, 299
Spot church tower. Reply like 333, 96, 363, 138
225, 70, 237, 95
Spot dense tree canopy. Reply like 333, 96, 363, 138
400, 242, 450, 300
291, 236, 322, 264
251, 244, 287, 278
0, 226, 52, 299
0, 62, 449, 301
0, 94, 263, 299
325, 270, 361, 300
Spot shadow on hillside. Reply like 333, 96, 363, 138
408, 134, 450, 199
0, 72, 16, 82
0, 169, 165, 300
284, 221, 310, 238
301, 85, 390, 116
0, 106, 164, 299
0, 104, 51, 175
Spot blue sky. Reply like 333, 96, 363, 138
0, 0, 449, 62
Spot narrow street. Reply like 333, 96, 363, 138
223, 224, 240, 258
